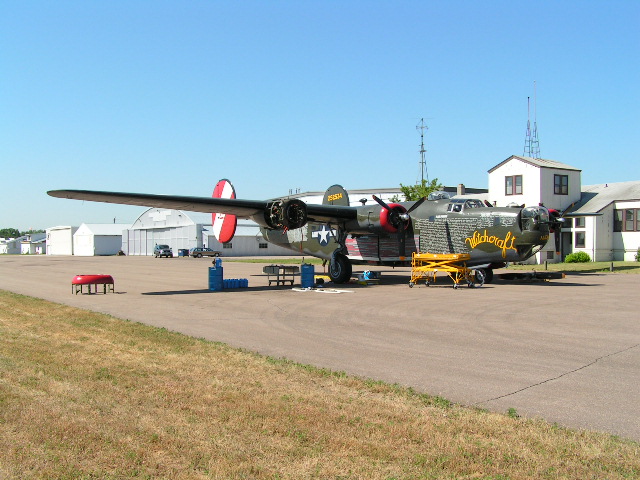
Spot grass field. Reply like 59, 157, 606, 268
1, 290, 638, 479
505, 261, 640, 274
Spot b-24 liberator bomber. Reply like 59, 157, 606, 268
48, 179, 563, 284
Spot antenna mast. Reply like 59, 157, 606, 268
523, 82, 541, 159
531, 81, 541, 158
416, 118, 429, 184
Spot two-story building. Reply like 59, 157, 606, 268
488, 155, 640, 262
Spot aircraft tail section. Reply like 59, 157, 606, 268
212, 179, 237, 243
323, 184, 350, 206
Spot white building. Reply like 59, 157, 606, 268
73, 223, 130, 256
1, 238, 21, 255
566, 182, 640, 261
122, 208, 295, 256
21, 233, 46, 254
488, 155, 640, 262
46, 226, 78, 255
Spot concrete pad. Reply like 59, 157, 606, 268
1, 255, 638, 441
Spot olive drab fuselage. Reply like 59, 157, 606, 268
261, 196, 551, 268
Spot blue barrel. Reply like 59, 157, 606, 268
301, 263, 315, 288
208, 266, 223, 291
214, 257, 222, 268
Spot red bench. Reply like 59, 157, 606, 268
72, 274, 115, 294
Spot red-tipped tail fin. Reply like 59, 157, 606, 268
212, 179, 238, 243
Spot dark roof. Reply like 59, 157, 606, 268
488, 155, 581, 173
567, 181, 640, 215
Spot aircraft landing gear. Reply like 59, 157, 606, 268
474, 268, 493, 284
329, 252, 352, 284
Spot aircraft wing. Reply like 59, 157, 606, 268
47, 189, 358, 224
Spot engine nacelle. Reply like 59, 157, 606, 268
347, 203, 409, 235
379, 203, 407, 233
261, 199, 308, 230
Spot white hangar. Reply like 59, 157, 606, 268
121, 208, 295, 257
74, 223, 130, 256
46, 226, 78, 255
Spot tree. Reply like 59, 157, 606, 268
398, 178, 443, 201
0, 228, 21, 238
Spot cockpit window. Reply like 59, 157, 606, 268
447, 199, 485, 212
464, 199, 484, 209
428, 191, 451, 201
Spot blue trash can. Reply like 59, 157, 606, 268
300, 263, 315, 288
208, 266, 223, 291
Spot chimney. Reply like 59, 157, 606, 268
457, 184, 465, 196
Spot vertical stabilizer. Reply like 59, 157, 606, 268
322, 185, 350, 206
212, 179, 237, 243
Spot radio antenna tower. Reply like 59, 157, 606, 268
416, 118, 429, 183
523, 82, 541, 159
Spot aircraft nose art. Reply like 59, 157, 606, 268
212, 179, 238, 243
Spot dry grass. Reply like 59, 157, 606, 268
0, 290, 638, 479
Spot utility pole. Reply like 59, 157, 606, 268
416, 118, 429, 184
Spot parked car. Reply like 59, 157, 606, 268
189, 247, 222, 258
153, 244, 173, 258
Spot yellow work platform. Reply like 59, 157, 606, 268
409, 252, 482, 289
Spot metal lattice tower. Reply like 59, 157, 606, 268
416, 118, 429, 183
524, 82, 541, 159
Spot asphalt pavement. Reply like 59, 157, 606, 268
1, 254, 638, 441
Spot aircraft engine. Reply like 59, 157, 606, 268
378, 203, 409, 233
262, 199, 308, 230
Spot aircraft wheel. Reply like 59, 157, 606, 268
329, 253, 352, 284
476, 268, 492, 284
409, 282, 414, 288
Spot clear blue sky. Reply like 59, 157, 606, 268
1, 0, 638, 231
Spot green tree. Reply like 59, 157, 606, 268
0, 228, 21, 238
399, 178, 443, 201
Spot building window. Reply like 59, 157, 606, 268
554, 175, 568, 195
505, 175, 522, 195
223, 243, 233, 249
574, 217, 585, 228
614, 210, 623, 232
626, 210, 635, 231
546, 251, 555, 260
575, 232, 585, 248
615, 208, 640, 232
259, 243, 268, 249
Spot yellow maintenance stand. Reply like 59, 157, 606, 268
409, 252, 482, 289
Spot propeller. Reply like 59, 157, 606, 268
548, 203, 573, 255
549, 210, 563, 254
372, 195, 426, 257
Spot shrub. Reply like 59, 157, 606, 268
564, 251, 591, 263
635, 248, 640, 262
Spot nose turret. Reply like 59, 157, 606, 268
520, 206, 550, 234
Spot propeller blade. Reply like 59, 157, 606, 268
372, 195, 390, 211
549, 210, 563, 255
398, 228, 406, 257
406, 196, 426, 214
